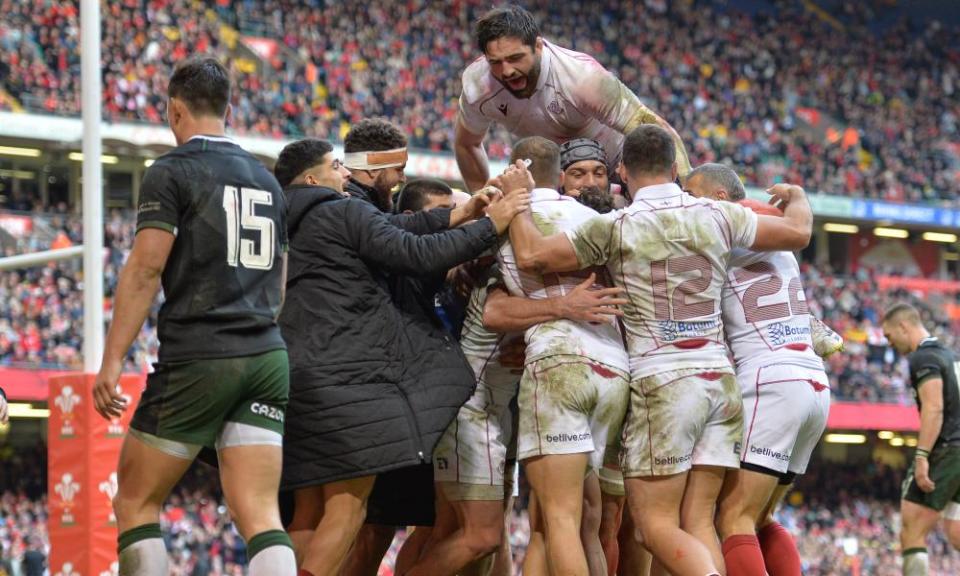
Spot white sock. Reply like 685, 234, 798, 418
249, 544, 298, 575
118, 538, 168, 576
903, 550, 929, 576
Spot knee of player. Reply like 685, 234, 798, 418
580, 499, 603, 530
466, 522, 504, 555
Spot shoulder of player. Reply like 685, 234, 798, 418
461, 57, 497, 103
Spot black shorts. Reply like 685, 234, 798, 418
365, 463, 436, 527
902, 445, 960, 511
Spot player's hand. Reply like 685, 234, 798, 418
452, 192, 493, 225
0, 395, 8, 426
498, 337, 526, 374
486, 190, 531, 234
559, 273, 628, 323
93, 359, 129, 420
766, 183, 806, 211
915, 457, 936, 493
500, 160, 536, 195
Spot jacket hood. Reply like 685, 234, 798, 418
284, 184, 345, 238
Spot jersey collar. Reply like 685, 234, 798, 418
920, 336, 939, 347
188, 134, 236, 144
534, 40, 553, 94
630, 182, 683, 205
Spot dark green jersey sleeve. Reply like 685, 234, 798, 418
136, 164, 181, 234
910, 347, 945, 389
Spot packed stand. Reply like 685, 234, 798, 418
0, 205, 157, 371
805, 263, 960, 404
0, 0, 958, 202
782, 462, 960, 575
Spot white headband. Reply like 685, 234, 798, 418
343, 147, 408, 171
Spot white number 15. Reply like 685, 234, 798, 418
222, 186, 275, 270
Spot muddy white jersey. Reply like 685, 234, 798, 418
722, 249, 823, 372
566, 183, 758, 379
459, 39, 652, 168
459, 264, 521, 390
498, 188, 628, 371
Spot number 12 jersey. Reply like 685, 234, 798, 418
136, 135, 288, 362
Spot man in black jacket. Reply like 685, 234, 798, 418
273, 138, 528, 576
343, 118, 408, 213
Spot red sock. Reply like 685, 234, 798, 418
758, 521, 801, 576
722, 534, 766, 576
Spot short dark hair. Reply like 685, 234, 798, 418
274, 138, 333, 188
576, 185, 615, 214
621, 125, 676, 178
510, 136, 560, 188
344, 118, 407, 153
883, 302, 922, 326
397, 178, 453, 213
475, 4, 540, 53
687, 163, 746, 201
167, 57, 230, 118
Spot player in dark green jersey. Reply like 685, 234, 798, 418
93, 57, 296, 576
883, 303, 960, 576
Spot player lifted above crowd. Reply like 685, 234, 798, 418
455, 4, 690, 192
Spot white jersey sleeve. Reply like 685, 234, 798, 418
458, 62, 495, 136
564, 210, 622, 269
572, 63, 650, 135
722, 250, 823, 371
714, 201, 759, 250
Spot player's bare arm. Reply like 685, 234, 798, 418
93, 229, 175, 419
482, 274, 626, 332
915, 376, 944, 493
751, 183, 813, 252
454, 116, 491, 192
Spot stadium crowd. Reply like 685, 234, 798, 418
5, 451, 960, 575
0, 0, 958, 202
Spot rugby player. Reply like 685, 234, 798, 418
559, 138, 650, 576
496, 137, 631, 575
882, 304, 960, 576
503, 125, 813, 576
410, 222, 627, 576
92, 57, 296, 575
684, 164, 832, 576
455, 4, 690, 192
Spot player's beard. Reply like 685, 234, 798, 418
502, 55, 541, 98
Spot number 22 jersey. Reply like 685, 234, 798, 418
136, 135, 288, 362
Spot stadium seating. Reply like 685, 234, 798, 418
0, 0, 957, 202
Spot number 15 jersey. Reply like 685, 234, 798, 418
136, 135, 287, 362
566, 182, 757, 378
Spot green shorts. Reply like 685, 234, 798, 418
130, 349, 289, 454
902, 445, 960, 511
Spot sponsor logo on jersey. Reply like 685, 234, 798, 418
250, 402, 284, 423
498, 103, 509, 115
436, 457, 449, 471
734, 441, 742, 456
547, 99, 564, 115
657, 319, 718, 342
55, 473, 80, 526
768, 321, 811, 347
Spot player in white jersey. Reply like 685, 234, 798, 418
684, 164, 831, 576
501, 125, 813, 576
412, 258, 627, 576
454, 4, 690, 192
495, 137, 630, 575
